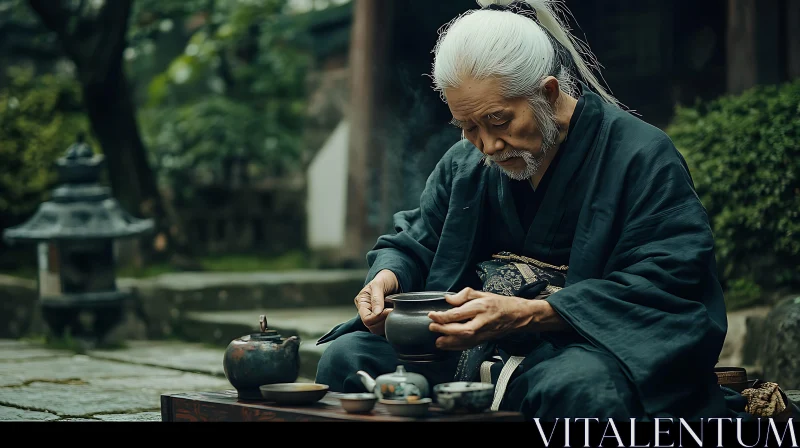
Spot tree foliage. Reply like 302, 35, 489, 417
128, 0, 313, 197
666, 79, 800, 300
1, 0, 314, 210
0, 0, 61, 64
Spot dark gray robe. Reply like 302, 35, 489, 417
317, 85, 730, 419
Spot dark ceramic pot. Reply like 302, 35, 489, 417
223, 315, 301, 400
384, 292, 454, 362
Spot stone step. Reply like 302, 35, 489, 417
0, 270, 367, 341
125, 270, 365, 343
716, 305, 772, 370
122, 270, 366, 312
180, 307, 357, 380
0, 275, 43, 340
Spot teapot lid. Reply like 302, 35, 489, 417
248, 315, 282, 341
380, 365, 411, 379
376, 365, 428, 385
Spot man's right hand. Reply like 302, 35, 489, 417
355, 269, 399, 336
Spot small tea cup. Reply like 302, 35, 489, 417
339, 393, 377, 414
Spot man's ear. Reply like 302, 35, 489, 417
541, 76, 561, 106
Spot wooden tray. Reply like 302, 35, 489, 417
160, 390, 525, 422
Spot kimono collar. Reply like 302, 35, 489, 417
526, 81, 606, 247
494, 81, 607, 252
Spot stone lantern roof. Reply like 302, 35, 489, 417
3, 137, 154, 244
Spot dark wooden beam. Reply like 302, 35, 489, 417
726, 0, 783, 93
754, 0, 782, 85
726, 0, 758, 93
787, 0, 800, 79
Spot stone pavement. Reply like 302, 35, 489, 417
0, 339, 312, 422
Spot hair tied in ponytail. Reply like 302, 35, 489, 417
475, 0, 514, 7
478, 0, 540, 23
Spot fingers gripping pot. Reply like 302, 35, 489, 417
223, 315, 300, 400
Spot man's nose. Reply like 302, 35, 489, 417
480, 131, 505, 156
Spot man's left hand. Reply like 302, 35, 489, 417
427, 288, 566, 351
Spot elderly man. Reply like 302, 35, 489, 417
315, 0, 730, 421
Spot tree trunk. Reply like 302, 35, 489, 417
343, 0, 395, 266
83, 59, 187, 263
27, 0, 193, 265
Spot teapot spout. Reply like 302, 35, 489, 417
280, 336, 300, 352
356, 370, 376, 393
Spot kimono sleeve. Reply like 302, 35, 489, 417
544, 135, 729, 416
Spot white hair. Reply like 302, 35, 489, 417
431, 0, 620, 107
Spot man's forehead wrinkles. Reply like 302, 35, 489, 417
451, 104, 506, 122
472, 99, 506, 117
450, 98, 486, 118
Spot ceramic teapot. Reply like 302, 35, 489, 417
357, 365, 430, 399
222, 315, 300, 400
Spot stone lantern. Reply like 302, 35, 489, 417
3, 137, 154, 344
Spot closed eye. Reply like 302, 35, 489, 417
493, 121, 510, 129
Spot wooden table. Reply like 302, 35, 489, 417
161, 390, 525, 422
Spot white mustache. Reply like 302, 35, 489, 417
487, 150, 526, 162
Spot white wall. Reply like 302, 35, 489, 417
306, 119, 349, 250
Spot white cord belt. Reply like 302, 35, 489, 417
480, 355, 526, 411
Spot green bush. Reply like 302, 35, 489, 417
0, 66, 95, 217
666, 79, 800, 303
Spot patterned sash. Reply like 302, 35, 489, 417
452, 252, 569, 409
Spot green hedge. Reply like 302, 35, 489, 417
0, 66, 96, 218
666, 79, 800, 308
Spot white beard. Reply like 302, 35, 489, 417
483, 149, 543, 181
